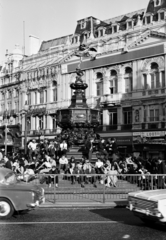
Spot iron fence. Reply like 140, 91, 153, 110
17, 173, 166, 204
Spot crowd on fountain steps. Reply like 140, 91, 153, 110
0, 134, 166, 189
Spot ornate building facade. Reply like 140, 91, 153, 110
1, 0, 166, 157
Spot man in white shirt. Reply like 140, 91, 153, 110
59, 154, 68, 173
28, 139, 37, 163
60, 140, 68, 156
95, 158, 104, 174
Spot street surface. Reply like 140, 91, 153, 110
0, 208, 165, 240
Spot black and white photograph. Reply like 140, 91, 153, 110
0, 0, 166, 239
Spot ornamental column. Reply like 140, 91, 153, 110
117, 107, 122, 130
103, 77, 110, 95
117, 74, 125, 93
31, 116, 35, 131
102, 110, 109, 131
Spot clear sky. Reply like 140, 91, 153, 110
0, 0, 150, 64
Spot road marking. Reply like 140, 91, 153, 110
0, 221, 120, 225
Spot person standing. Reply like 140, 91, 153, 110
28, 139, 37, 163
60, 140, 68, 157
157, 158, 166, 189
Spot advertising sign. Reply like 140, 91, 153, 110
133, 131, 166, 145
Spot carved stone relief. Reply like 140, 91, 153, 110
141, 56, 165, 71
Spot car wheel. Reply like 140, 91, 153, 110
0, 198, 14, 219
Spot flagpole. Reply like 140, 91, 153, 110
4, 110, 7, 155
5, 122, 7, 155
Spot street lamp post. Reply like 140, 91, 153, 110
0, 114, 7, 155
24, 102, 29, 155
4, 121, 8, 155
3, 110, 8, 155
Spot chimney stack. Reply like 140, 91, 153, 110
29, 35, 40, 55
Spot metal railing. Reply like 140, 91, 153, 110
17, 173, 166, 204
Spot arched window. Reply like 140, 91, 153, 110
124, 67, 132, 92
96, 72, 103, 96
151, 62, 159, 89
110, 70, 118, 94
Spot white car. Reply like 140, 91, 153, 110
127, 190, 166, 224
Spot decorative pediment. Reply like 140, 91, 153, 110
126, 30, 166, 50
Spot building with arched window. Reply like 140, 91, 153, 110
1, 0, 166, 158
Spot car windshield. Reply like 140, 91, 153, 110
0, 171, 17, 184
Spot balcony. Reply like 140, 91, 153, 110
121, 124, 132, 130
106, 125, 118, 130
141, 88, 166, 97
100, 94, 122, 107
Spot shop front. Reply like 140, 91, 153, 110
116, 136, 133, 156
99, 133, 133, 156
133, 131, 166, 159
0, 124, 22, 154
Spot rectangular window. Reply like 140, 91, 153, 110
27, 93, 31, 105
162, 71, 165, 87
7, 102, 12, 111
160, 12, 165, 20
15, 90, 19, 97
40, 91, 44, 104
123, 108, 132, 124
39, 116, 44, 129
147, 16, 151, 24
44, 90, 47, 103
96, 83, 103, 96
52, 115, 57, 129
128, 21, 132, 29
108, 28, 112, 34
143, 74, 147, 89
150, 109, 159, 121
45, 115, 47, 129
100, 30, 103, 36
156, 72, 160, 88
151, 74, 155, 89
113, 26, 117, 33
109, 112, 117, 125
15, 101, 18, 111
81, 22, 86, 29
35, 92, 37, 104
125, 77, 130, 92
53, 88, 57, 102
8, 91, 12, 99
144, 109, 147, 122
27, 117, 31, 132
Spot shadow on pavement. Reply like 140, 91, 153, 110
90, 208, 166, 231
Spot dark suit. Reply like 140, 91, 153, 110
157, 161, 166, 189
4, 160, 12, 170
97, 140, 108, 158
48, 146, 55, 158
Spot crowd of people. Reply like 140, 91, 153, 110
0, 130, 165, 190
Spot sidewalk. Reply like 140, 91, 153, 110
39, 199, 128, 208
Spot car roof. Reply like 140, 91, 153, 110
0, 168, 13, 181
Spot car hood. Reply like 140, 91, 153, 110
0, 181, 42, 192
129, 190, 166, 201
